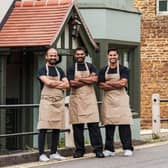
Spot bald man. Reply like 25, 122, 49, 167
37, 48, 69, 161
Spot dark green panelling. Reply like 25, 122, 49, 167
79, 28, 95, 57
57, 48, 74, 56
61, 30, 65, 48
133, 46, 140, 117
0, 54, 7, 152
97, 39, 140, 47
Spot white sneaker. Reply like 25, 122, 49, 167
103, 150, 115, 157
50, 152, 66, 160
39, 154, 50, 162
123, 150, 133, 156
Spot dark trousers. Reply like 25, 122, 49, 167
72, 122, 103, 154
104, 125, 133, 152
38, 129, 60, 155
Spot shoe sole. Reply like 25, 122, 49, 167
39, 159, 49, 162
50, 158, 66, 161
104, 155, 115, 157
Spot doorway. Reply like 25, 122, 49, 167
6, 49, 34, 150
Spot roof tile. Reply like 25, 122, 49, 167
0, 0, 98, 49
34, 0, 46, 6
0, 0, 73, 47
22, 1, 34, 7
15, 0, 73, 7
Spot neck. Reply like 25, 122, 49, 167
109, 62, 117, 68
76, 62, 85, 64
47, 63, 56, 67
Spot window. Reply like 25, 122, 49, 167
157, 0, 168, 15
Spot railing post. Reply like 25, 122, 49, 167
64, 97, 74, 147
152, 94, 160, 136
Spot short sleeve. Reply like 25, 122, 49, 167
120, 66, 129, 80
88, 63, 98, 75
57, 67, 66, 80
37, 66, 46, 79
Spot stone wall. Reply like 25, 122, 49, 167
134, 0, 168, 129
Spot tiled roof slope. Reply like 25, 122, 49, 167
0, 0, 73, 47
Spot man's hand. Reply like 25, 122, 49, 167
55, 78, 69, 90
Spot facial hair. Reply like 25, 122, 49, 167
75, 57, 85, 63
48, 59, 57, 65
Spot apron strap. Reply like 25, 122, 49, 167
46, 64, 49, 76
105, 66, 109, 79
75, 62, 90, 74
55, 67, 60, 80
46, 64, 61, 80
105, 60, 120, 79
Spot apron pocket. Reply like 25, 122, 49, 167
39, 96, 64, 121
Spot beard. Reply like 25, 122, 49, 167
48, 59, 57, 65
75, 57, 85, 63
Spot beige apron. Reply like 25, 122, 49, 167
37, 64, 65, 129
69, 62, 99, 124
101, 62, 133, 125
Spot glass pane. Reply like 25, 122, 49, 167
159, 0, 167, 11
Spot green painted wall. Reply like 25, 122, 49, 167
79, 9, 140, 42
78, 0, 137, 12
78, 0, 141, 42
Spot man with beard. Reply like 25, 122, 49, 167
37, 48, 69, 162
67, 47, 104, 158
98, 48, 133, 157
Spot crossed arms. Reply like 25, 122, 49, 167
99, 78, 128, 91
39, 76, 69, 90
69, 73, 98, 88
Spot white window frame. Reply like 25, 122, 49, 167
157, 0, 168, 15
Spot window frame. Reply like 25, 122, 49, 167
157, 0, 168, 15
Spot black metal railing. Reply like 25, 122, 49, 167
0, 101, 138, 139
0, 104, 70, 139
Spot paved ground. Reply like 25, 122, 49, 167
5, 141, 168, 168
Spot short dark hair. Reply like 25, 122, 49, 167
74, 47, 87, 54
107, 48, 119, 54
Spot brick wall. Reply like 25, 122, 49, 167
134, 0, 168, 129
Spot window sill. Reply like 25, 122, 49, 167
157, 12, 168, 16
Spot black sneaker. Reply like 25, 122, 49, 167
96, 152, 104, 158
73, 152, 84, 158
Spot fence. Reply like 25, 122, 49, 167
0, 100, 140, 153
152, 94, 168, 135
0, 103, 74, 153
0, 101, 106, 153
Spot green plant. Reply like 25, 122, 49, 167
152, 133, 160, 140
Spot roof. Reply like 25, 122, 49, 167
0, 0, 98, 49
